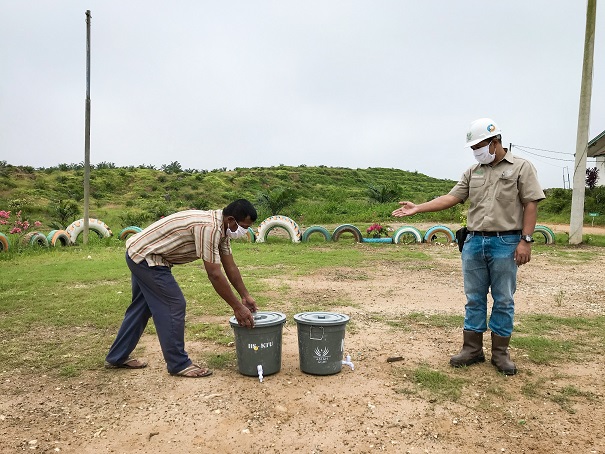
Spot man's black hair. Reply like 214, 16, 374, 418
223, 199, 257, 222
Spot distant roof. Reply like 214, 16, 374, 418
588, 130, 605, 157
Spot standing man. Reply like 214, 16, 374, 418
105, 199, 258, 378
392, 118, 545, 375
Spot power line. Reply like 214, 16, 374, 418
513, 145, 597, 164
512, 146, 575, 162
511, 144, 574, 156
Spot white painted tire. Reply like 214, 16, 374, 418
65, 218, 113, 245
533, 225, 555, 244
255, 215, 301, 243
393, 226, 423, 244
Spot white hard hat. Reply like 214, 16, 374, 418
465, 118, 501, 147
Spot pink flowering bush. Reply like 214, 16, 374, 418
366, 223, 389, 238
0, 210, 42, 235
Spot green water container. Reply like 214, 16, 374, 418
293, 312, 350, 375
229, 311, 287, 377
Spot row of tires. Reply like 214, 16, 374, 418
0, 219, 143, 252
248, 215, 557, 245
0, 215, 557, 252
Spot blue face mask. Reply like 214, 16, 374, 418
473, 140, 495, 164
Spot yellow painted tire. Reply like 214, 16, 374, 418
46, 230, 70, 247
0, 233, 8, 252
118, 226, 142, 241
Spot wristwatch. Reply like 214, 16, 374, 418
521, 234, 534, 243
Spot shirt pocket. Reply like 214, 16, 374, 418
469, 176, 486, 188
495, 176, 518, 202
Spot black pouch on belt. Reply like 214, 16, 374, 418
455, 227, 469, 253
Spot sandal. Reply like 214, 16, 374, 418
171, 364, 213, 378
104, 357, 148, 369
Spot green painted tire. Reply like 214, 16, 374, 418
332, 224, 363, 243
246, 227, 256, 243
22, 231, 49, 247
423, 225, 455, 243
302, 226, 332, 242
46, 230, 70, 247
533, 225, 555, 244
118, 226, 142, 241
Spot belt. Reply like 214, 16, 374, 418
469, 230, 521, 237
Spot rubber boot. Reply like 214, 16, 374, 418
449, 330, 485, 368
490, 332, 518, 375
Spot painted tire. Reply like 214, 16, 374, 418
22, 231, 49, 247
533, 225, 555, 244
255, 215, 301, 243
332, 224, 363, 243
118, 226, 142, 241
423, 225, 455, 243
46, 230, 70, 247
246, 227, 256, 243
302, 226, 332, 242
0, 232, 8, 252
65, 218, 113, 245
393, 226, 423, 244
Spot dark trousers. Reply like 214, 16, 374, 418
105, 252, 192, 374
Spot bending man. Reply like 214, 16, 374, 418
105, 199, 258, 377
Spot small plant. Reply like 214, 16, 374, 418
366, 223, 389, 238
0, 210, 42, 235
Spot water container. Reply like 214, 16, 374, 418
293, 312, 350, 375
229, 311, 286, 377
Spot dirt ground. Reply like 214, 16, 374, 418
1, 224, 604, 453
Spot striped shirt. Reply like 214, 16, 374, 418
126, 210, 231, 267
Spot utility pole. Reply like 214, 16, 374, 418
83, 10, 91, 244
569, 0, 597, 244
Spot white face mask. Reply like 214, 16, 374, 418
473, 140, 495, 164
227, 222, 248, 239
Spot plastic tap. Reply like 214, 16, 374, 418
342, 355, 354, 370
257, 364, 264, 382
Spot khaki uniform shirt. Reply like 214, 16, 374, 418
126, 209, 231, 267
448, 151, 545, 232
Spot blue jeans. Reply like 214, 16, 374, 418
461, 233, 519, 337
105, 252, 192, 374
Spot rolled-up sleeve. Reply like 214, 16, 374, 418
448, 169, 471, 202
518, 161, 546, 204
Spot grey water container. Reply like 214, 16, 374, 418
229, 311, 287, 377
293, 312, 350, 375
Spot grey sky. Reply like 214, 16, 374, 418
1, 1, 604, 189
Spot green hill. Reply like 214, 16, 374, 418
0, 160, 601, 232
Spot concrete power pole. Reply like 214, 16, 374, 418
83, 10, 92, 244
569, 0, 597, 244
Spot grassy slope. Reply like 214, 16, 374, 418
0, 162, 602, 232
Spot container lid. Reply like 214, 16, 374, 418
293, 312, 350, 326
229, 311, 286, 328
